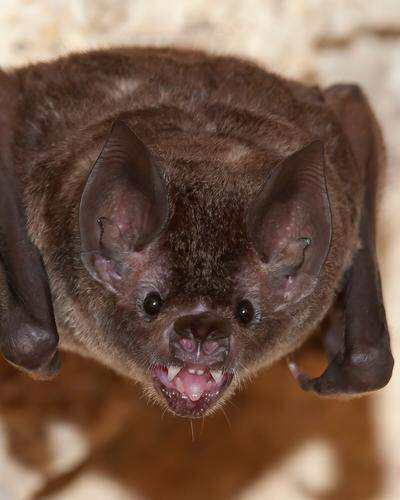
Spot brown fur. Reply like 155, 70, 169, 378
4, 47, 367, 413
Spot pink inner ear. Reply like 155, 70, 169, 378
262, 203, 316, 306
80, 121, 169, 294
259, 201, 312, 265
93, 254, 122, 292
247, 141, 332, 308
112, 189, 141, 235
98, 189, 143, 255
99, 177, 163, 256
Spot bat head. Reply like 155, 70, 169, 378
78, 121, 332, 417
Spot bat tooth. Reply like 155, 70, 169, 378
210, 370, 223, 384
188, 368, 206, 375
167, 365, 182, 381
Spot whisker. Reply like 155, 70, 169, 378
220, 406, 232, 431
201, 416, 205, 436
226, 399, 239, 411
189, 419, 195, 442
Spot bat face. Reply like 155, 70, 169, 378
76, 121, 334, 418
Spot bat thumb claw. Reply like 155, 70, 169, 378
286, 353, 316, 391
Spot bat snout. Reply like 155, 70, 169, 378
151, 312, 234, 417
170, 312, 230, 365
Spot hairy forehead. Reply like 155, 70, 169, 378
151, 136, 281, 298
164, 174, 249, 297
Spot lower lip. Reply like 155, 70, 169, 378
152, 366, 233, 418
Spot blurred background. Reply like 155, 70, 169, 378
1, 1, 400, 499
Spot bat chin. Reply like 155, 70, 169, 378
151, 363, 234, 418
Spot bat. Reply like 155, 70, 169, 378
0, 48, 393, 417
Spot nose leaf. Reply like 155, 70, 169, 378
170, 313, 230, 363
179, 336, 196, 353
203, 339, 219, 355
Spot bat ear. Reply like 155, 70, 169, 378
79, 121, 169, 294
246, 141, 332, 308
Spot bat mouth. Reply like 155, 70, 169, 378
152, 364, 233, 418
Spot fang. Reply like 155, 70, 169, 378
210, 370, 223, 384
167, 365, 181, 381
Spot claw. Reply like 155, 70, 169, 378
286, 353, 314, 391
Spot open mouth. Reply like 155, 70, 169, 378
153, 364, 233, 417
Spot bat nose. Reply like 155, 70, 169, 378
170, 312, 230, 364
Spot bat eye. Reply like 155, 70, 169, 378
143, 292, 163, 316
235, 300, 255, 325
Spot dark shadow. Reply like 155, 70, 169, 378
0, 340, 384, 500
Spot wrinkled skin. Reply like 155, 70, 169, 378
0, 49, 393, 417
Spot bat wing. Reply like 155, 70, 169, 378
288, 84, 394, 396
0, 70, 59, 379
